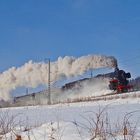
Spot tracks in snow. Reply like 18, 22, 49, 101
54, 90, 140, 105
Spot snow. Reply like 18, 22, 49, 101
1, 92, 140, 139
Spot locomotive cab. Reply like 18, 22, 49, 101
109, 67, 133, 93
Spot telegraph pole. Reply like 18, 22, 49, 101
91, 71, 93, 78
48, 58, 51, 105
90, 69, 93, 78
44, 58, 51, 104
26, 88, 29, 95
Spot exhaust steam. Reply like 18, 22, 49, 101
0, 54, 117, 100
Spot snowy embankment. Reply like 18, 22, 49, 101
1, 93, 140, 140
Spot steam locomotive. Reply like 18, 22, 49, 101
61, 66, 133, 93
109, 67, 133, 93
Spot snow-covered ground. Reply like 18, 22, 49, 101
1, 92, 140, 140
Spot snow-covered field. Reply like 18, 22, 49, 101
1, 93, 140, 140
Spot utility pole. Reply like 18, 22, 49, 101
26, 88, 29, 95
45, 58, 51, 105
90, 69, 93, 78
48, 58, 51, 105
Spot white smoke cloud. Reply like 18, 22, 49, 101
55, 77, 111, 102
0, 54, 117, 100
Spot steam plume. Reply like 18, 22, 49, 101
0, 54, 117, 100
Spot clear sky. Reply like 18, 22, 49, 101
0, 0, 140, 78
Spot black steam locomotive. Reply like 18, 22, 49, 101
109, 67, 133, 93
61, 66, 133, 93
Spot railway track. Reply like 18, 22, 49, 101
54, 90, 140, 105
10, 90, 140, 107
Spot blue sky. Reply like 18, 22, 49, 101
0, 0, 140, 78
